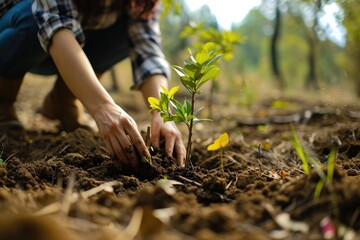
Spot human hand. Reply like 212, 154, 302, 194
150, 112, 186, 167
94, 103, 151, 168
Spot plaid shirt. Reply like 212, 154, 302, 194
0, 0, 170, 87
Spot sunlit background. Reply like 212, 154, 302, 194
157, 0, 358, 106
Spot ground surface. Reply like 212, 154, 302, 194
0, 73, 359, 240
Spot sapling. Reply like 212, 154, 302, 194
207, 132, 229, 172
148, 42, 222, 166
180, 24, 243, 117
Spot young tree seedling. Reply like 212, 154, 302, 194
148, 42, 222, 166
207, 132, 229, 172
181, 23, 243, 117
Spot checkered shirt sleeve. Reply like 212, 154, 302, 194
32, 0, 85, 52
127, 9, 170, 88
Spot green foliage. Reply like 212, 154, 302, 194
172, 42, 222, 94
161, 0, 183, 17
148, 42, 222, 165
181, 23, 243, 61
148, 86, 210, 125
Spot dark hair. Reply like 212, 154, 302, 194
73, 0, 159, 19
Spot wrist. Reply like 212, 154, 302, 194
89, 100, 117, 122
151, 110, 162, 119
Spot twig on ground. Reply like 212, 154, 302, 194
176, 175, 202, 187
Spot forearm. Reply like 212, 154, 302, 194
49, 29, 114, 117
139, 74, 168, 109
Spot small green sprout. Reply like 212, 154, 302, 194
0, 145, 16, 166
207, 133, 229, 172
291, 126, 310, 174
314, 148, 337, 199
290, 127, 337, 202
148, 42, 222, 166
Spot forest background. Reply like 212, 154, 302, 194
142, 0, 360, 109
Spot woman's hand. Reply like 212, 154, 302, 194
49, 30, 150, 168
94, 103, 151, 168
139, 74, 186, 167
151, 112, 186, 167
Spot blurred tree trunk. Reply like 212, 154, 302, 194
304, 1, 320, 90
270, 0, 285, 90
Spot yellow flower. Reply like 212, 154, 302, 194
207, 133, 229, 151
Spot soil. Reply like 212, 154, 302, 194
0, 74, 359, 240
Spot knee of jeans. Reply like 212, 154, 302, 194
10, 6, 38, 35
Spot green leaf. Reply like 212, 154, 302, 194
291, 127, 309, 174
184, 64, 198, 78
193, 117, 212, 124
188, 49, 197, 63
202, 65, 220, 81
202, 42, 216, 52
184, 99, 192, 115
168, 86, 179, 99
172, 65, 186, 77
170, 98, 183, 110
327, 148, 336, 184
161, 113, 172, 122
195, 49, 210, 65
148, 97, 160, 110
203, 54, 222, 68
160, 93, 169, 111
180, 76, 196, 93
197, 66, 220, 89
171, 116, 185, 123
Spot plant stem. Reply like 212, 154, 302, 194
185, 92, 196, 167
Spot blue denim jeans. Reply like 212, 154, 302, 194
0, 0, 130, 78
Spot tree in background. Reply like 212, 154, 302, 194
271, 0, 285, 90
160, 0, 354, 101
337, 0, 360, 97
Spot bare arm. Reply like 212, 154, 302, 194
49, 29, 150, 167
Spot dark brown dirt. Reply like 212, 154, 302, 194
0, 76, 359, 240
